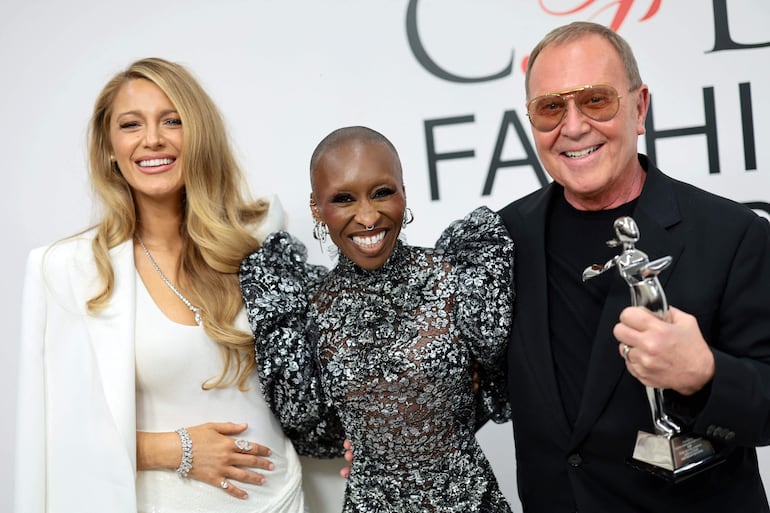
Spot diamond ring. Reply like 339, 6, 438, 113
235, 439, 253, 453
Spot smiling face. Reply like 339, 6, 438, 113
527, 33, 650, 210
311, 138, 406, 270
109, 78, 184, 206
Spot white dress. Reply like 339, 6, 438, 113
134, 273, 305, 513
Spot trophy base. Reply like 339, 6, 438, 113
628, 430, 725, 483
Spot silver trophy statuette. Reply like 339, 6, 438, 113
582, 216, 724, 482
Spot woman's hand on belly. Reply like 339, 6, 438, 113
137, 421, 275, 500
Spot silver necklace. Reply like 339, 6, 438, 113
136, 236, 202, 326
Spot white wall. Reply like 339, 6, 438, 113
2, 2, 769, 512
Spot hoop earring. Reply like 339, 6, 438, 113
402, 207, 414, 228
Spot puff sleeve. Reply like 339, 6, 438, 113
436, 206, 515, 426
239, 231, 344, 457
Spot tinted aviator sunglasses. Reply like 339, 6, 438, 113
526, 84, 623, 132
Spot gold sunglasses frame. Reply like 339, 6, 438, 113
525, 84, 623, 132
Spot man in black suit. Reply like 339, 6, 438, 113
498, 21, 770, 512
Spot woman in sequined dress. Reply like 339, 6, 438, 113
240, 126, 515, 512
15, 58, 305, 513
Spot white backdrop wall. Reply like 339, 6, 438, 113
2, 1, 769, 512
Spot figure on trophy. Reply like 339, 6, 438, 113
583, 216, 724, 482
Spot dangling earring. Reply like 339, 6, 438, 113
312, 219, 328, 253
309, 194, 328, 250
402, 207, 414, 228
313, 219, 328, 243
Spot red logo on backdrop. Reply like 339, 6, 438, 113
539, 0, 661, 31
521, 1, 662, 71
406, 0, 662, 82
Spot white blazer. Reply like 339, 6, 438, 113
14, 198, 286, 513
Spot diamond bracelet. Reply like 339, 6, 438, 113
175, 427, 193, 478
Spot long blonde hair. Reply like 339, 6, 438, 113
87, 57, 267, 390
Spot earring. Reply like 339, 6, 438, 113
312, 219, 328, 243
402, 207, 414, 228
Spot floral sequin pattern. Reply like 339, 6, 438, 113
240, 206, 515, 512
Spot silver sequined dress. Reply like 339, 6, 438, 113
240, 206, 514, 512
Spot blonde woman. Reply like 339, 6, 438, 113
15, 58, 304, 513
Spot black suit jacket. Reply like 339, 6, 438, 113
498, 155, 770, 513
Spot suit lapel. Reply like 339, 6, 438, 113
512, 184, 573, 438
